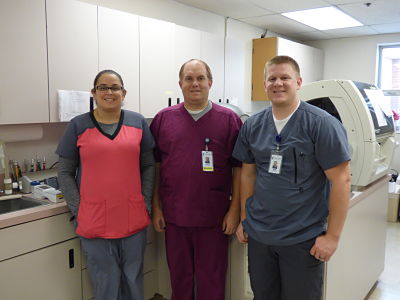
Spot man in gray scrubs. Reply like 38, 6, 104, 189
233, 55, 351, 300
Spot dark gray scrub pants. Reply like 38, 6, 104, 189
248, 236, 324, 300
80, 229, 147, 300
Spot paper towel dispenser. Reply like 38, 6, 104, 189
299, 79, 396, 187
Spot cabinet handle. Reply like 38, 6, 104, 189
69, 249, 75, 268
168, 97, 171, 107
177, 98, 180, 104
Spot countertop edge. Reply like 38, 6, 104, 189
0, 200, 70, 229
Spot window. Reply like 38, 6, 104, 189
377, 44, 400, 131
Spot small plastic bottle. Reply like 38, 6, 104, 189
4, 178, 12, 195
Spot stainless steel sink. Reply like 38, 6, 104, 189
0, 196, 49, 214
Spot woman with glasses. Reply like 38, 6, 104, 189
56, 70, 155, 300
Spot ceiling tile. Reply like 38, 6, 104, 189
338, 0, 400, 25
173, 0, 273, 19
324, 0, 372, 4
323, 25, 379, 38
240, 14, 317, 34
370, 22, 400, 34
249, 0, 329, 13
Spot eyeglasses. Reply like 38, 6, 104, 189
95, 85, 124, 93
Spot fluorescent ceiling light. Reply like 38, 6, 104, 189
282, 7, 363, 30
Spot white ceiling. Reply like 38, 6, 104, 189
172, 0, 400, 41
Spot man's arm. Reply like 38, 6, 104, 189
310, 160, 351, 261
236, 163, 257, 243
151, 163, 166, 232
222, 167, 241, 235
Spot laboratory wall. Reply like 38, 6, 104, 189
309, 33, 400, 85
5, 123, 67, 173
309, 33, 400, 172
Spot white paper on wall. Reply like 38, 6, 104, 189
58, 90, 90, 121
364, 89, 392, 127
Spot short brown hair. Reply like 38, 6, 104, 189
179, 59, 213, 81
264, 55, 301, 79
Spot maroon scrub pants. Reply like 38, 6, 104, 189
165, 223, 229, 300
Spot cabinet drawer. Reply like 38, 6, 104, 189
0, 213, 75, 261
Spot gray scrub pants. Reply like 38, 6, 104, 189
80, 229, 147, 300
248, 236, 324, 300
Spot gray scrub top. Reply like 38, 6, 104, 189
233, 101, 350, 246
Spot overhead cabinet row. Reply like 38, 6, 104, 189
0, 0, 224, 124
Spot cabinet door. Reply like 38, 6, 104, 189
47, 0, 98, 122
139, 17, 175, 118
0, 0, 48, 124
251, 37, 278, 101
201, 32, 225, 103
0, 238, 82, 300
225, 38, 247, 107
174, 25, 201, 102
277, 38, 323, 84
98, 7, 140, 113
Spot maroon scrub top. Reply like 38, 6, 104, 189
150, 103, 242, 227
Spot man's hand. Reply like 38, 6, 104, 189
310, 233, 339, 262
236, 222, 248, 243
152, 206, 166, 232
222, 207, 239, 235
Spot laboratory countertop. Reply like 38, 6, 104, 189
0, 195, 69, 229
0, 176, 390, 230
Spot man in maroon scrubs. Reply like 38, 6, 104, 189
150, 59, 242, 300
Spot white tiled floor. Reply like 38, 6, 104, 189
366, 222, 400, 300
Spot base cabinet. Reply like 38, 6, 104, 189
0, 213, 81, 300
0, 238, 81, 300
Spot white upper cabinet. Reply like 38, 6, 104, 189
276, 38, 323, 84
139, 17, 175, 118
47, 0, 98, 122
173, 27, 225, 104
0, 0, 48, 125
174, 25, 201, 103
225, 38, 248, 108
200, 32, 225, 103
98, 7, 140, 113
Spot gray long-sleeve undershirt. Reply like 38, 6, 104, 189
57, 122, 155, 219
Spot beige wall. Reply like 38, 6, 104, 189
309, 33, 400, 84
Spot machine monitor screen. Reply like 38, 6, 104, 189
353, 81, 394, 136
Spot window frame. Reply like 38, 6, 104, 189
376, 43, 400, 90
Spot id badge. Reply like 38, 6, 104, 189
268, 150, 283, 174
202, 151, 214, 172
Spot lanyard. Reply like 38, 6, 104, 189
275, 135, 282, 151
